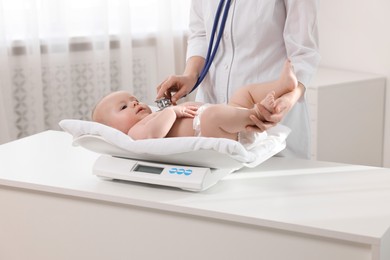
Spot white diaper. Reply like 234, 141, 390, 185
193, 104, 211, 137
192, 104, 267, 150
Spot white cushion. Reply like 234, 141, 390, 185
59, 119, 290, 169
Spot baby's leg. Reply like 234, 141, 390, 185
199, 104, 258, 140
228, 60, 297, 109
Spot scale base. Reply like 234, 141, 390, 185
93, 155, 240, 192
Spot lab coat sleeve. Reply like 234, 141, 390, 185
186, 0, 208, 60
283, 0, 321, 88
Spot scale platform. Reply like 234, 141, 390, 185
93, 155, 238, 191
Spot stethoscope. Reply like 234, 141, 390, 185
190, 0, 232, 94
156, 0, 231, 110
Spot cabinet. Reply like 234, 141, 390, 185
306, 67, 386, 166
1, 131, 390, 260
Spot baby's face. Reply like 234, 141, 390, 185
93, 91, 152, 134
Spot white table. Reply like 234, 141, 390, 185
0, 131, 390, 260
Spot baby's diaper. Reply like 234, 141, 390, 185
193, 104, 267, 149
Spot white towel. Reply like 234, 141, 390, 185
59, 119, 290, 168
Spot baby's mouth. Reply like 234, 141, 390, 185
136, 107, 144, 114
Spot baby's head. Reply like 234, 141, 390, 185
92, 91, 152, 134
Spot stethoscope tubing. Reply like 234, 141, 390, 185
188, 0, 232, 95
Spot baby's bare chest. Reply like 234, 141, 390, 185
166, 117, 195, 138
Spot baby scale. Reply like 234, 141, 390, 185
74, 134, 244, 192
93, 155, 236, 192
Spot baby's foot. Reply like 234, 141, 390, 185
279, 60, 298, 93
260, 91, 276, 112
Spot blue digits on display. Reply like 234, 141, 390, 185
169, 168, 193, 176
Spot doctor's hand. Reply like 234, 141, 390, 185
156, 74, 198, 105
247, 87, 300, 132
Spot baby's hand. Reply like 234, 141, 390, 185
172, 105, 198, 118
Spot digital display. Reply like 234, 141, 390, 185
133, 164, 164, 174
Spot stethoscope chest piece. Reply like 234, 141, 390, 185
155, 98, 172, 110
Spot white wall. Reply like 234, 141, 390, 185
318, 0, 390, 167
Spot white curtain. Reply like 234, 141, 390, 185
0, 0, 190, 144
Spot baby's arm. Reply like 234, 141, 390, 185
128, 105, 197, 140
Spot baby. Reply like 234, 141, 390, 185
92, 60, 297, 144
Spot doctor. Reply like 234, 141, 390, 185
156, 0, 321, 159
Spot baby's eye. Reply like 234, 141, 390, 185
121, 105, 127, 110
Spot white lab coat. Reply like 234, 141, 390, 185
186, 0, 321, 159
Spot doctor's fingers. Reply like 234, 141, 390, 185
255, 104, 283, 124
156, 76, 184, 99
156, 77, 176, 99
247, 115, 274, 132
274, 98, 290, 114
170, 86, 193, 103
254, 104, 272, 121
